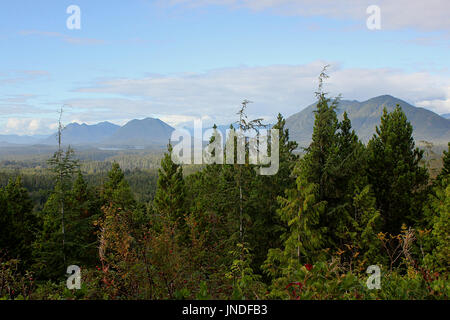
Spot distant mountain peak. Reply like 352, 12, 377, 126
101, 117, 175, 147
35, 117, 175, 147
42, 121, 121, 146
363, 94, 404, 105
286, 95, 450, 147
369, 94, 395, 99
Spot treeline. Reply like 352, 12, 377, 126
0, 149, 164, 171
0, 167, 159, 209
0, 86, 449, 300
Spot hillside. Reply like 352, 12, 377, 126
0, 134, 48, 145
101, 117, 175, 147
41, 121, 120, 146
286, 95, 450, 147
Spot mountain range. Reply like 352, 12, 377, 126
0, 118, 175, 148
0, 95, 449, 149
0, 134, 48, 146
285, 95, 450, 147
42, 121, 121, 145
101, 118, 174, 147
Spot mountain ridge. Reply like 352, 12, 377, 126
100, 117, 175, 147
285, 95, 450, 147
1, 95, 448, 148
41, 121, 120, 145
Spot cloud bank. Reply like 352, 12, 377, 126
165, 0, 450, 32
70, 62, 450, 125
2, 62, 449, 135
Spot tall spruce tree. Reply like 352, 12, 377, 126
264, 67, 382, 286
304, 94, 339, 201
326, 112, 369, 248
38, 108, 79, 272
34, 141, 79, 279
248, 113, 298, 273
291, 67, 341, 249
367, 106, 428, 233
66, 171, 101, 267
153, 143, 187, 240
101, 162, 136, 210
265, 67, 337, 277
334, 112, 368, 198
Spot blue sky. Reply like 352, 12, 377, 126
0, 0, 449, 135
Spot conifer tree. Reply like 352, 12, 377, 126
423, 175, 449, 272
350, 185, 382, 264
367, 106, 428, 233
34, 134, 79, 279
153, 143, 187, 245
248, 113, 298, 272
41, 108, 79, 271
326, 112, 369, 248
101, 162, 136, 210
264, 67, 336, 280
34, 168, 104, 279
233, 99, 267, 244
422, 144, 449, 272
302, 68, 339, 201
67, 171, 101, 267
264, 67, 380, 284
154, 143, 186, 224
285, 67, 340, 250
334, 112, 368, 198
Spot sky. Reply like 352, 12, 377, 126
0, 0, 449, 135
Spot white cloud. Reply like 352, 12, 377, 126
157, 114, 212, 127
165, 0, 450, 32
4, 118, 56, 135
71, 62, 450, 124
415, 85, 450, 114
4, 62, 448, 134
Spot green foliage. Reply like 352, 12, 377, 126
437, 142, 450, 179
153, 143, 186, 228
277, 178, 327, 265
225, 243, 266, 300
34, 171, 101, 279
367, 106, 429, 233
34, 146, 102, 280
422, 175, 450, 272
0, 257, 35, 300
0, 177, 37, 269
247, 113, 298, 273
351, 186, 383, 264
265, 258, 448, 300
101, 162, 136, 210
